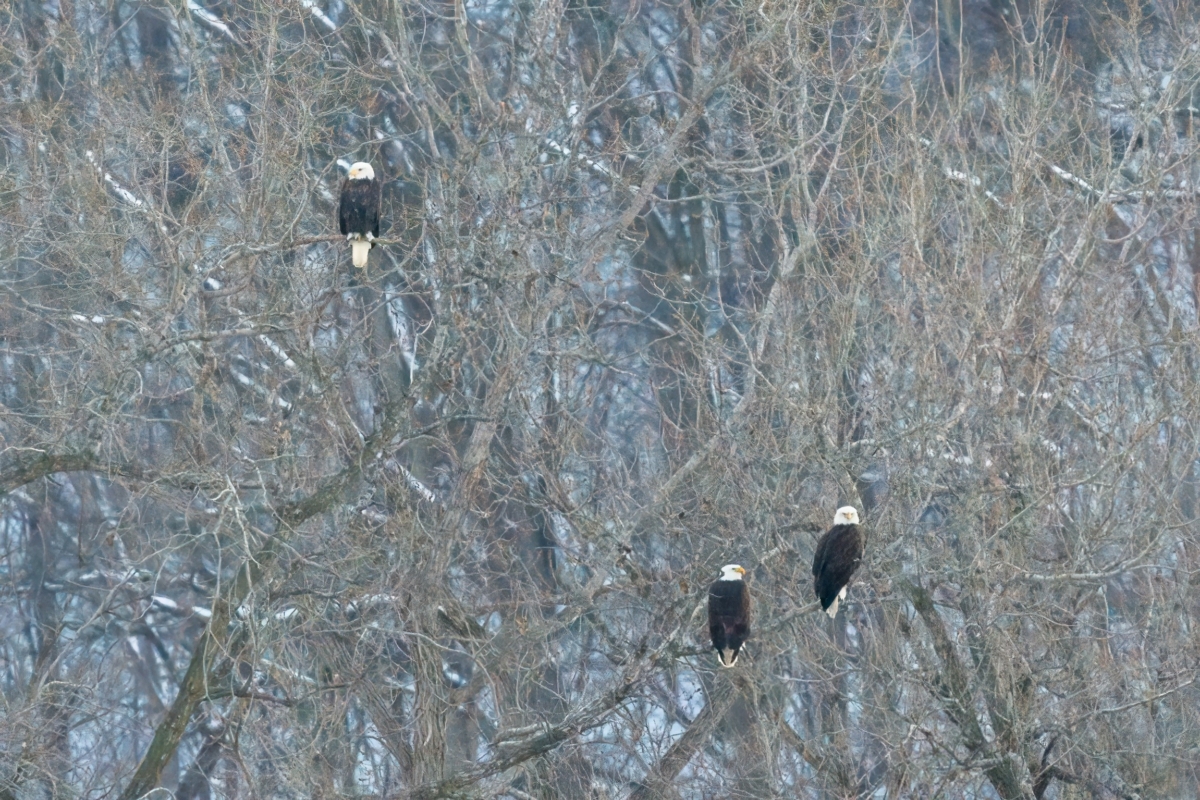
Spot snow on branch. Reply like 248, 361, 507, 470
942, 165, 1007, 209
912, 137, 1005, 209
85, 151, 146, 209
258, 334, 298, 371
232, 312, 300, 373
84, 150, 174, 236
1038, 155, 1101, 196
187, 1, 241, 45
71, 313, 109, 325
542, 134, 637, 195
228, 355, 293, 413
1037, 153, 1200, 203
152, 594, 212, 620
298, 0, 337, 32
385, 458, 439, 504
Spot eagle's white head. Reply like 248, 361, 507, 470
347, 161, 375, 181
834, 506, 860, 526
719, 564, 746, 581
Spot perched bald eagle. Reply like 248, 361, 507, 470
339, 161, 381, 268
813, 506, 863, 618
708, 564, 751, 667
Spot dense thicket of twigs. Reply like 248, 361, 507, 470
2, 0, 1199, 797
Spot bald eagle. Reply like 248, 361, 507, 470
339, 162, 381, 268
708, 564, 751, 667
812, 506, 863, 618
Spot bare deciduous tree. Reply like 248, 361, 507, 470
1, 0, 1199, 797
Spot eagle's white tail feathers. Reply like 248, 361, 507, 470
824, 585, 849, 618
351, 238, 371, 268
718, 649, 738, 667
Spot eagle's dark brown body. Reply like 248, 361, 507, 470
708, 569, 751, 667
338, 178, 380, 239
812, 516, 863, 618
339, 164, 381, 268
